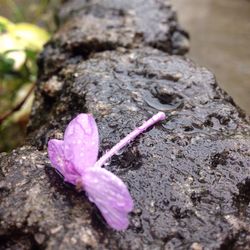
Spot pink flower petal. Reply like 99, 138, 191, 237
83, 167, 133, 230
48, 112, 165, 230
48, 139, 65, 174
64, 114, 99, 174
48, 139, 80, 185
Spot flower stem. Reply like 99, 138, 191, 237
94, 112, 166, 168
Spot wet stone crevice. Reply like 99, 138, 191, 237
1, 0, 250, 249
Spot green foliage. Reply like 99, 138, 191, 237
0, 23, 7, 32
0, 1, 55, 152
0, 53, 15, 75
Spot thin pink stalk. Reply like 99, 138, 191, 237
94, 112, 166, 168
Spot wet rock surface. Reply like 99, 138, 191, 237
38, 0, 189, 80
58, 0, 189, 54
1, 0, 250, 249
28, 47, 250, 249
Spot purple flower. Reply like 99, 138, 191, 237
48, 112, 166, 230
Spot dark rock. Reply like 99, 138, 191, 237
28, 48, 250, 150
1, 0, 250, 249
59, 0, 189, 53
14, 48, 250, 249
38, 0, 189, 80
0, 146, 109, 249
58, 0, 189, 54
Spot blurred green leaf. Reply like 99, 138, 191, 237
0, 23, 6, 33
0, 1, 58, 152
0, 53, 15, 74
25, 49, 37, 61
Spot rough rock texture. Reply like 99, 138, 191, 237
57, 0, 189, 54
1, 0, 250, 249
38, 0, 189, 80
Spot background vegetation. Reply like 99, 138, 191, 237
0, 0, 59, 152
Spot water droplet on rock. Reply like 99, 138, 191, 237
34, 233, 46, 244
143, 86, 183, 111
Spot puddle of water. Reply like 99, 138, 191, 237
172, 0, 250, 114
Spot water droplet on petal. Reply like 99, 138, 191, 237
115, 146, 128, 156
